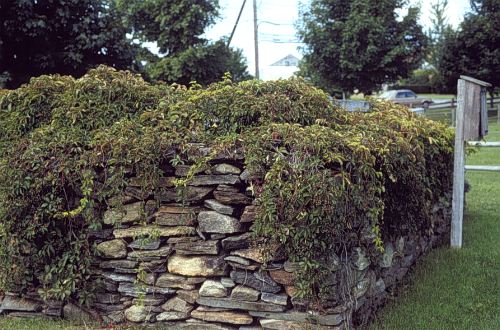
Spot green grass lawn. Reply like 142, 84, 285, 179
369, 121, 500, 330
1, 125, 499, 330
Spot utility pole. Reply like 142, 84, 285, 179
228, 0, 247, 47
253, 0, 260, 79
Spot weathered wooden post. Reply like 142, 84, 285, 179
451, 76, 491, 248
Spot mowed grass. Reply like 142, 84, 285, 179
369, 121, 500, 330
1, 126, 499, 330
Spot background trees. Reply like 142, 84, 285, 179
297, 0, 427, 95
0, 0, 251, 89
439, 0, 499, 96
0, 0, 139, 89
116, 0, 251, 85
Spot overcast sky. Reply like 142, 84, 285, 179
203, 0, 471, 79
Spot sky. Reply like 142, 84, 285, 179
203, 0, 472, 80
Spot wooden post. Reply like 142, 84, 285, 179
451, 79, 466, 248
497, 105, 500, 124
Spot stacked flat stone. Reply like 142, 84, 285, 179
0, 149, 452, 329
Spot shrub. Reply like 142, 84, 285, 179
0, 66, 453, 305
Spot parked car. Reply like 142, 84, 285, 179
379, 89, 433, 108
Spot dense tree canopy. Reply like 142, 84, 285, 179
439, 0, 499, 95
115, 0, 250, 85
298, 0, 427, 95
0, 0, 138, 89
147, 40, 252, 86
0, 0, 250, 88
115, 0, 219, 55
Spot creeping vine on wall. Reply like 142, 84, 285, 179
0, 66, 453, 305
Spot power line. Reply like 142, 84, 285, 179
227, 0, 247, 47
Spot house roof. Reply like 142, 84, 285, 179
270, 54, 300, 67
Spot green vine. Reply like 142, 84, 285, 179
0, 66, 453, 306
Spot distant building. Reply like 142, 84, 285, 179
270, 54, 300, 67
263, 54, 300, 80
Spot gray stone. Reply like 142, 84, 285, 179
204, 199, 235, 215
156, 273, 204, 290
101, 272, 136, 283
113, 225, 196, 238
196, 297, 286, 312
96, 239, 127, 259
240, 205, 257, 223
114, 267, 139, 274
168, 254, 228, 277
221, 233, 252, 250
224, 255, 252, 266
191, 308, 253, 325
188, 175, 241, 186
6, 312, 52, 319
100, 259, 138, 269
199, 280, 228, 298
117, 282, 176, 297
380, 243, 395, 268
353, 247, 370, 271
167, 236, 201, 244
259, 319, 305, 329
132, 296, 165, 306
177, 290, 199, 304
211, 164, 241, 175
239, 169, 250, 181
142, 273, 156, 285
62, 303, 94, 323
354, 277, 371, 299
124, 186, 150, 200
95, 293, 121, 304
162, 296, 194, 313
128, 239, 161, 250
175, 164, 206, 176
155, 212, 196, 226
140, 260, 167, 273
128, 245, 172, 260
124, 305, 154, 322
0, 296, 41, 312
106, 310, 125, 323
230, 286, 260, 302
261, 292, 288, 306
213, 187, 252, 205
156, 311, 190, 321
176, 240, 219, 255
198, 211, 243, 234
397, 237, 405, 254
249, 311, 343, 326
103, 202, 145, 225
283, 261, 300, 273
159, 186, 214, 203
230, 270, 281, 293
220, 278, 236, 288
269, 269, 295, 286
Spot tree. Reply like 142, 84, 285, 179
0, 0, 139, 89
297, 0, 427, 95
115, 0, 219, 55
115, 0, 250, 85
439, 0, 500, 97
147, 40, 252, 86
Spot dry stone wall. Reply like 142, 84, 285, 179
0, 151, 451, 329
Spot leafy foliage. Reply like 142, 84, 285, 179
115, 0, 219, 55
0, 0, 139, 89
439, 0, 500, 95
297, 0, 427, 95
147, 40, 252, 85
0, 66, 453, 305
